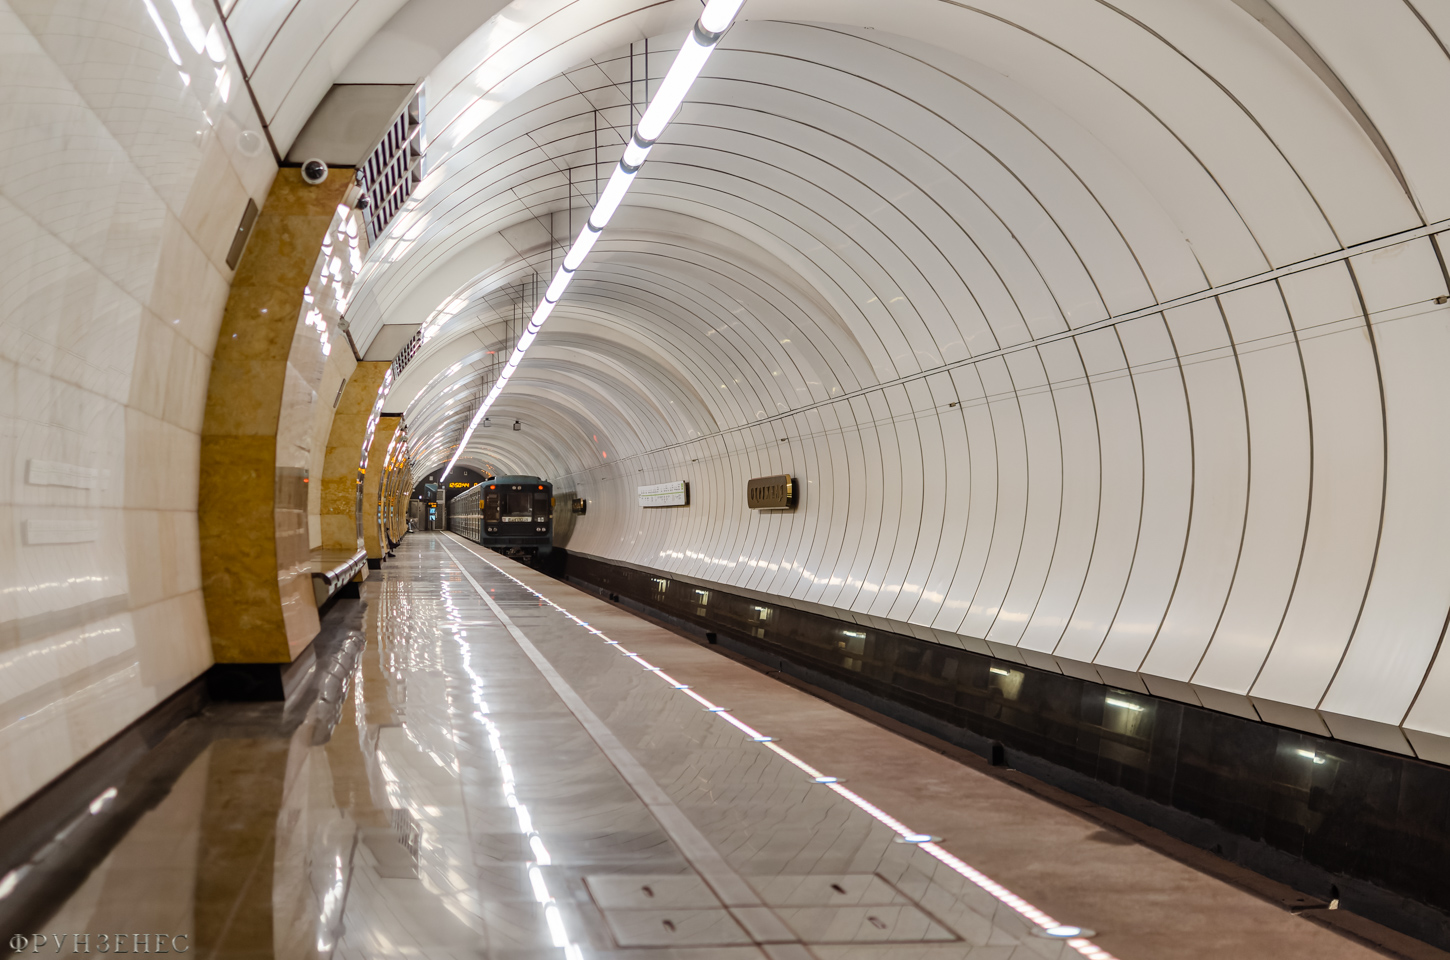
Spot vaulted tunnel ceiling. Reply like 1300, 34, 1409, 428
267, 0, 1450, 749
335, 1, 1440, 482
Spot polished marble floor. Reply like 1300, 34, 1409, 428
36, 534, 1389, 960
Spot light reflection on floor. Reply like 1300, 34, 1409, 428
38, 534, 1389, 960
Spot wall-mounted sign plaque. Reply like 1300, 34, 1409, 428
747, 474, 795, 510
639, 480, 689, 507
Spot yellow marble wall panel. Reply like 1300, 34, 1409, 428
200, 168, 352, 664
320, 361, 388, 552
202, 360, 290, 438
319, 513, 357, 555
379, 452, 396, 547
385, 469, 406, 544
219, 284, 310, 360
386, 442, 412, 544
306, 350, 357, 549
275, 466, 317, 659
275, 197, 360, 616
389, 460, 406, 541
199, 435, 288, 663
362, 416, 401, 560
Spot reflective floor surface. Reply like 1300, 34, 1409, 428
33, 534, 1389, 960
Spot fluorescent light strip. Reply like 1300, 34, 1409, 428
438, 0, 743, 481
444, 536, 1122, 960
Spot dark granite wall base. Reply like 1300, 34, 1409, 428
204, 642, 318, 701
557, 551, 1450, 951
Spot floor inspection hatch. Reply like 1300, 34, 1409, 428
585, 873, 960, 947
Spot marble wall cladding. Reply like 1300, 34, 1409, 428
536, 233, 1450, 763
199, 168, 353, 664
381, 435, 410, 546
0, 0, 274, 813
319, 362, 388, 552
299, 209, 363, 551
361, 416, 401, 559
388, 471, 410, 544
305, 350, 357, 551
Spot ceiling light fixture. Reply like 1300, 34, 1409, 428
439, 0, 746, 480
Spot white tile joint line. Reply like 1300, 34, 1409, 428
441, 535, 1120, 960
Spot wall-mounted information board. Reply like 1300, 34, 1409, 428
638, 480, 689, 507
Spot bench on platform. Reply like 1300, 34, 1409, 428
310, 547, 368, 607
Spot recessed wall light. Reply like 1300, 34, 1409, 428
1030, 924, 1096, 939
895, 833, 940, 844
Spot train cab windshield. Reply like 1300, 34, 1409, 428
482, 486, 550, 522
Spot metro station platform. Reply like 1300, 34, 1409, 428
33, 535, 1398, 960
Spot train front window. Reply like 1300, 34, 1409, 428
483, 494, 500, 521
534, 493, 549, 520
504, 490, 532, 516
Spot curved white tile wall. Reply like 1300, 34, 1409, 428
376, 6, 1450, 763
0, 0, 274, 813
542, 241, 1450, 762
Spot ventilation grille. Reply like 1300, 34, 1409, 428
391, 327, 424, 379
359, 86, 425, 244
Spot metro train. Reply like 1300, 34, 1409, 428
449, 475, 554, 561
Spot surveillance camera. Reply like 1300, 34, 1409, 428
301, 158, 329, 185
513, 420, 522, 431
